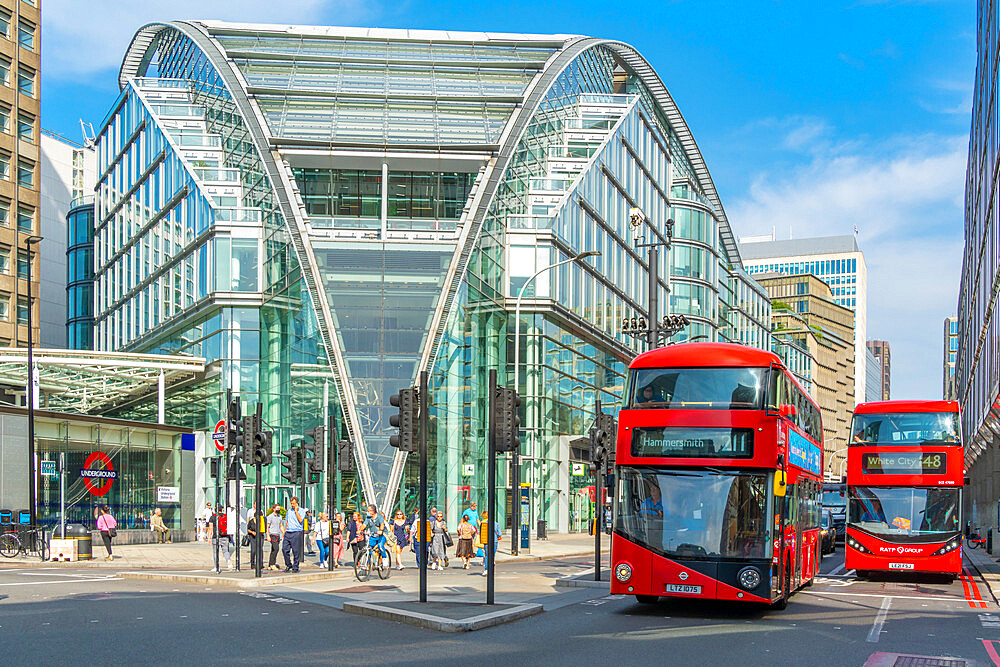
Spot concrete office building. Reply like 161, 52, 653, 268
755, 273, 855, 473
960, 0, 1000, 527
943, 317, 957, 401
740, 233, 868, 406
90, 21, 772, 532
0, 0, 39, 348
866, 339, 890, 401
39, 131, 96, 349
865, 347, 881, 403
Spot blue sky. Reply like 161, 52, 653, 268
41, 0, 974, 400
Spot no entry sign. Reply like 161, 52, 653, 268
213, 419, 227, 452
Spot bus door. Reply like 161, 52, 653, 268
772, 476, 789, 600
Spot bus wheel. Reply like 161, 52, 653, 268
635, 595, 658, 604
855, 570, 869, 579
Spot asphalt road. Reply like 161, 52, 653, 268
0, 546, 995, 666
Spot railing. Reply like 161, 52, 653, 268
547, 145, 599, 159
193, 168, 240, 183
69, 194, 95, 210
564, 118, 617, 131
150, 104, 204, 118
214, 208, 262, 223
528, 177, 572, 192
169, 133, 222, 148
133, 77, 192, 89
578, 93, 635, 105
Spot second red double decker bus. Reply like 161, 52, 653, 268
610, 342, 824, 609
846, 400, 963, 579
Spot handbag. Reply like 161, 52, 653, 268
320, 537, 330, 548
108, 527, 117, 538
241, 535, 251, 547
332, 536, 341, 545
443, 532, 454, 548
386, 531, 398, 548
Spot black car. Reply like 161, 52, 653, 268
820, 510, 837, 555
822, 483, 847, 542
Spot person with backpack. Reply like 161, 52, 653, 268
95, 505, 117, 561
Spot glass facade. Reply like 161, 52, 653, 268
96, 21, 773, 532
66, 198, 95, 350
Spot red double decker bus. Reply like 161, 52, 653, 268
846, 400, 963, 579
610, 343, 824, 609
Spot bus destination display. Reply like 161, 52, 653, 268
631, 427, 754, 458
861, 451, 947, 475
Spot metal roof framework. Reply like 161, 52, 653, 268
0, 348, 206, 415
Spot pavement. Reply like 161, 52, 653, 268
963, 543, 1000, 603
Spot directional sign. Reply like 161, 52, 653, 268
40, 460, 57, 477
213, 419, 227, 452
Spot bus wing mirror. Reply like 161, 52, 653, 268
773, 471, 787, 497
765, 363, 778, 416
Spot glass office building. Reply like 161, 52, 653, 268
94, 22, 771, 531
66, 196, 95, 350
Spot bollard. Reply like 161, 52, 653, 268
988, 528, 993, 555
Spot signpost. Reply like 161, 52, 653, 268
40, 460, 57, 477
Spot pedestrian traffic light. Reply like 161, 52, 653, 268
280, 449, 300, 484
241, 415, 256, 465
495, 386, 521, 453
338, 439, 354, 471
304, 426, 325, 474
389, 387, 418, 452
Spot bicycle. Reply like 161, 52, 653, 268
354, 535, 391, 582
0, 527, 49, 561
967, 528, 987, 550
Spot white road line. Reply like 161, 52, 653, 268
15, 572, 116, 579
827, 563, 846, 576
807, 590, 963, 603
867, 596, 892, 643
0, 577, 122, 586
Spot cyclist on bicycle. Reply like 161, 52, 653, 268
364, 504, 389, 564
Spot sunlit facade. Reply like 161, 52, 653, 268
95, 22, 770, 531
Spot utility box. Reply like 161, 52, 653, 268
50, 538, 78, 562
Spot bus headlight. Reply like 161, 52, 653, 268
615, 562, 633, 582
738, 566, 761, 590
847, 536, 871, 554
931, 540, 960, 556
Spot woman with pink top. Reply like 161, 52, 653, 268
95, 505, 117, 561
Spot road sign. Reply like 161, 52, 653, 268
156, 486, 180, 503
213, 419, 227, 452
40, 460, 57, 477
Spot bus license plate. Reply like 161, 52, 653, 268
888, 562, 914, 570
664, 584, 702, 594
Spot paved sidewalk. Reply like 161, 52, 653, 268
0, 531, 608, 570
965, 545, 1000, 603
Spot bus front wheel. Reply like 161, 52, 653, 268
635, 595, 658, 604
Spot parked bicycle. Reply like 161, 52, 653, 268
0, 527, 49, 561
967, 528, 987, 550
354, 536, 391, 582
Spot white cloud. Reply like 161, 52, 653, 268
42, 0, 369, 79
730, 131, 967, 399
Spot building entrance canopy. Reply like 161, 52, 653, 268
0, 348, 205, 416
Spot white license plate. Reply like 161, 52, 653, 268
664, 584, 702, 594
888, 562, 915, 570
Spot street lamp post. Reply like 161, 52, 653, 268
510, 250, 600, 554
24, 234, 42, 528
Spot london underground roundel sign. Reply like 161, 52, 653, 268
213, 420, 227, 452
80, 451, 116, 497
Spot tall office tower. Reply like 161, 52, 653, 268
740, 233, 867, 406
0, 1, 39, 347
865, 347, 881, 403
866, 339, 891, 401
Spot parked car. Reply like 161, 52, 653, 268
820, 510, 837, 555
823, 483, 847, 542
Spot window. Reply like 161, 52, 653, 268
0, 152, 8, 181
16, 112, 31, 140
0, 294, 7, 321
16, 206, 31, 232
628, 366, 766, 409
16, 297, 26, 324
0, 199, 8, 226
0, 245, 8, 273
16, 19, 33, 51
17, 66, 33, 96
16, 159, 32, 186
0, 9, 8, 38
16, 249, 27, 278
0, 56, 9, 86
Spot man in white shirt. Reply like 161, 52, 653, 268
198, 503, 213, 542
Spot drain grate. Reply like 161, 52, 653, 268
894, 657, 970, 667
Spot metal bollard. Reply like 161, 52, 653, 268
988, 528, 993, 555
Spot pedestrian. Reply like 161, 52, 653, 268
282, 497, 307, 573
348, 511, 364, 564
94, 505, 117, 561
304, 510, 316, 556
330, 512, 344, 567
391, 510, 409, 570
246, 502, 262, 570
462, 501, 480, 526
430, 510, 448, 570
456, 514, 477, 569
266, 503, 283, 571
314, 512, 331, 568
480, 511, 501, 576
219, 505, 236, 570
363, 504, 390, 567
150, 507, 171, 543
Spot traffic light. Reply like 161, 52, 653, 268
227, 399, 241, 449
210, 458, 219, 479
280, 449, 300, 485
304, 426, 325, 474
338, 439, 354, 471
389, 387, 418, 452
495, 386, 521, 453
589, 411, 618, 471
241, 415, 256, 465
253, 430, 273, 466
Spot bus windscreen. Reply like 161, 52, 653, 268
851, 412, 959, 446
849, 486, 959, 538
631, 427, 754, 458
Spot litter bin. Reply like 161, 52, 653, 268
537, 519, 547, 540
65, 524, 92, 561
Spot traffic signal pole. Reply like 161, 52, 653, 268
419, 370, 428, 604
328, 414, 336, 573
487, 369, 497, 605
594, 398, 602, 583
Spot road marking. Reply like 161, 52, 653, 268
982, 639, 1000, 666
14, 572, 117, 579
867, 596, 891, 643
0, 577, 123, 587
827, 563, 846, 576
807, 590, 969, 603
979, 613, 1000, 628
963, 568, 990, 608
